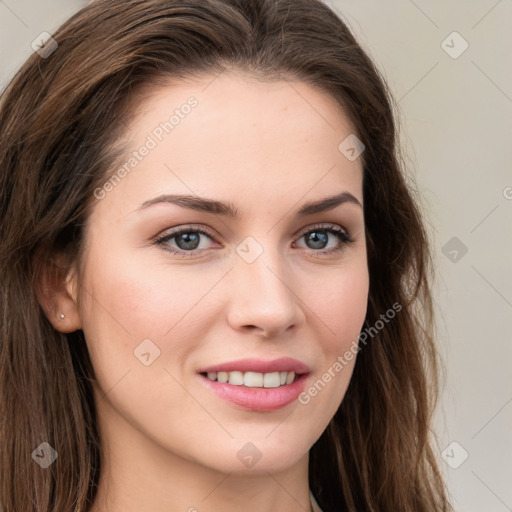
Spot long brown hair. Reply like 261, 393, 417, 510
0, 0, 451, 510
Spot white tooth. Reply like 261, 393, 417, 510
217, 371, 229, 383
280, 371, 287, 385
263, 372, 281, 388
207, 372, 217, 381
244, 372, 263, 387
228, 371, 244, 385
285, 371, 295, 385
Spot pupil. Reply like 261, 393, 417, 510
177, 232, 200, 250
307, 231, 327, 249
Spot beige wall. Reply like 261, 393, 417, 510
1, 1, 511, 510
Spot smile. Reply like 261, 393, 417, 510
202, 370, 297, 388
197, 357, 310, 412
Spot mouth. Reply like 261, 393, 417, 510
197, 357, 310, 412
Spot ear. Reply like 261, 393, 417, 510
35, 252, 83, 333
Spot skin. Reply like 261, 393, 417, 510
43, 71, 369, 512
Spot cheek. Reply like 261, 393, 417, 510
296, 260, 368, 415
77, 244, 224, 377
332, 277, 367, 320
308, 260, 369, 351
76, 248, 216, 423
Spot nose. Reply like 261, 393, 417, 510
225, 243, 305, 339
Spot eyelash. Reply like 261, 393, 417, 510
153, 223, 355, 258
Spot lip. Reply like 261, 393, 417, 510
198, 373, 309, 412
198, 357, 310, 374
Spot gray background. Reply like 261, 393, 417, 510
1, 1, 511, 510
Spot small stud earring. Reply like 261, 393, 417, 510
60, 313, 65, 319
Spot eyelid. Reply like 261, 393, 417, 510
295, 222, 350, 239
153, 224, 219, 248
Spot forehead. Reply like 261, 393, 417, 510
92, 71, 363, 217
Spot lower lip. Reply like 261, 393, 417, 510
198, 373, 308, 412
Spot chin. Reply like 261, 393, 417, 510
184, 430, 314, 475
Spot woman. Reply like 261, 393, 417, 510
0, 0, 452, 510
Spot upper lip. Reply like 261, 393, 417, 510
198, 357, 310, 375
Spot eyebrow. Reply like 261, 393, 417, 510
135, 191, 362, 217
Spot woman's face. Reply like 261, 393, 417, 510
73, 71, 369, 474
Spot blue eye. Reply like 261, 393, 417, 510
293, 224, 354, 254
154, 223, 354, 258
154, 225, 216, 257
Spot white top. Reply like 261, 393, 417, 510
309, 490, 324, 512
